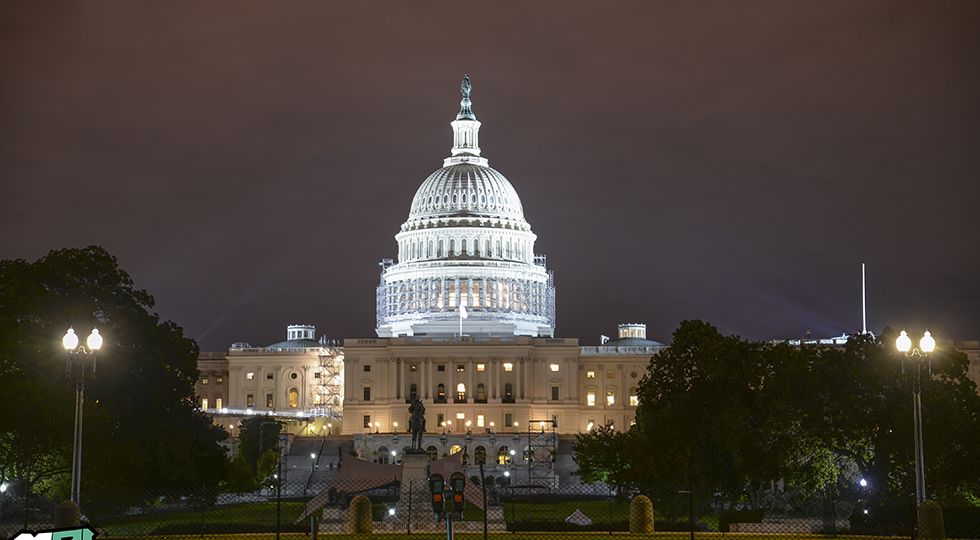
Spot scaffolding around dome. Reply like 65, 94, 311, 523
375, 76, 556, 338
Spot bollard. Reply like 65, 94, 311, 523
918, 500, 945, 540
630, 495, 654, 534
348, 495, 373, 534
53, 500, 81, 528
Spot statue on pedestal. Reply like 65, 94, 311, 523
408, 397, 426, 450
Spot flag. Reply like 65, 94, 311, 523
459, 304, 468, 319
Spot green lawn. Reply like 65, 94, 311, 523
501, 499, 630, 523
95, 501, 308, 536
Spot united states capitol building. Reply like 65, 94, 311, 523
192, 77, 980, 483
194, 77, 662, 481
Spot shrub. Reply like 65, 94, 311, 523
718, 509, 764, 532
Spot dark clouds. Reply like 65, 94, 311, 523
1, 1, 978, 349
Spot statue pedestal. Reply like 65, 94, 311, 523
396, 451, 437, 529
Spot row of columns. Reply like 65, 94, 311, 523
388, 357, 535, 403
383, 277, 550, 317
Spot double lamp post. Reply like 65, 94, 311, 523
895, 329, 935, 508
62, 327, 104, 509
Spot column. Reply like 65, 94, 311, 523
494, 359, 501, 400
400, 358, 407, 401
467, 358, 474, 402
524, 358, 531, 401
425, 359, 432, 399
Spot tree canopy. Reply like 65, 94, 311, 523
0, 247, 227, 503
574, 320, 980, 517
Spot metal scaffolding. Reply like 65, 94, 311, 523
313, 346, 344, 424
526, 419, 557, 491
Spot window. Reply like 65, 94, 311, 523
216, 376, 223, 384
551, 386, 559, 401
449, 445, 462, 455
363, 365, 371, 372
476, 363, 485, 372
314, 372, 321, 379
503, 362, 513, 372
201, 398, 208, 410
477, 414, 485, 427
202, 377, 209, 385
587, 419, 595, 431
475, 446, 487, 464
607, 372, 615, 378
629, 387, 639, 407
607, 391, 616, 406
586, 371, 595, 379
436, 384, 446, 402
266, 372, 273, 380
215, 397, 223, 409
455, 383, 466, 402
587, 392, 596, 407
410, 364, 418, 372
456, 412, 465, 420
503, 383, 514, 402
288, 388, 299, 408
476, 383, 486, 402
246, 372, 255, 380
437, 365, 445, 372
498, 446, 511, 465
289, 372, 298, 380
437, 413, 445, 427
409, 383, 418, 401
552, 414, 559, 428
426, 445, 438, 461
363, 415, 371, 428
266, 393, 274, 408
456, 364, 465, 372
246, 393, 254, 407
505, 413, 513, 427
363, 387, 371, 401
550, 363, 560, 372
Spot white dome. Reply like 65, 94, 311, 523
376, 75, 555, 338
409, 163, 525, 222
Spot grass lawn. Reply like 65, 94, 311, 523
96, 501, 308, 536
500, 499, 630, 523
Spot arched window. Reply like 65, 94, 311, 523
485, 239, 491, 256
497, 446, 512, 465
410, 383, 418, 402
449, 239, 455, 255
461, 239, 468, 255
427, 240, 432, 258
504, 382, 514, 402
476, 383, 486, 402
426, 445, 438, 462
456, 382, 466, 402
449, 445, 463, 455
495, 240, 501, 257
288, 388, 299, 408
436, 383, 446, 403
437, 239, 443, 257
524, 445, 534, 463
378, 446, 390, 464
475, 446, 487, 465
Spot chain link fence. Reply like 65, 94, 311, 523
2, 475, 978, 540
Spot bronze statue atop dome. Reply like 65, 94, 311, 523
461, 74, 472, 99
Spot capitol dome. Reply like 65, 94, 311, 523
408, 163, 525, 222
376, 75, 555, 338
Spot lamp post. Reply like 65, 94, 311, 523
62, 327, 103, 510
895, 329, 935, 507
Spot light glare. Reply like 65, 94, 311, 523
896, 330, 912, 353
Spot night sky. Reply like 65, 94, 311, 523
2, 1, 978, 350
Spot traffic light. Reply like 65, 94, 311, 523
428, 473, 445, 515
449, 472, 466, 514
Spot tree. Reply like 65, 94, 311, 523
225, 452, 257, 494
574, 320, 980, 520
238, 417, 282, 473
573, 425, 636, 494
0, 247, 228, 505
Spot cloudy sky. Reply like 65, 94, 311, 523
2, 1, 977, 349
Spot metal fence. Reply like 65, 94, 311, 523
2, 477, 978, 540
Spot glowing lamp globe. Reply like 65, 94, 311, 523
919, 331, 936, 353
896, 330, 912, 353
63, 328, 79, 350
87, 328, 103, 350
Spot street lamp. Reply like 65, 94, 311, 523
62, 327, 103, 510
896, 329, 935, 507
